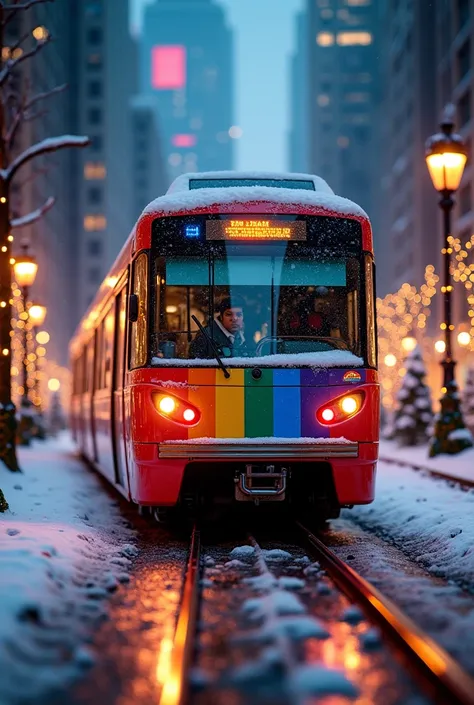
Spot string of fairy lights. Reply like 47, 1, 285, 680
378, 242, 474, 411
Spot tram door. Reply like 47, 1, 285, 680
112, 286, 128, 490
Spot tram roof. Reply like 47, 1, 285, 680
142, 171, 368, 220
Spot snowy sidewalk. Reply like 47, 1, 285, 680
379, 439, 474, 484
0, 434, 137, 705
349, 458, 474, 587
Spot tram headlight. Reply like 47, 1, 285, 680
316, 392, 365, 425
159, 396, 176, 414
152, 392, 201, 426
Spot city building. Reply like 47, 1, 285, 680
75, 0, 137, 316
140, 0, 234, 181
307, 0, 380, 233
434, 0, 474, 326
130, 96, 168, 218
10, 2, 81, 367
288, 9, 309, 173
375, 0, 439, 296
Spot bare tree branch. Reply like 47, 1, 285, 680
2, 0, 54, 23
0, 36, 51, 86
13, 163, 49, 188
11, 196, 55, 229
3, 134, 90, 182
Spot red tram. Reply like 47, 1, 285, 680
70, 172, 379, 521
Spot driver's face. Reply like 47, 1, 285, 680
221, 307, 244, 333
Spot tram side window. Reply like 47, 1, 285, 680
95, 307, 115, 389
130, 252, 149, 369
365, 254, 377, 368
85, 340, 95, 393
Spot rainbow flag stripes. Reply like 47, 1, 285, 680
161, 367, 368, 440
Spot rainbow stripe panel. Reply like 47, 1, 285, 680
182, 367, 366, 439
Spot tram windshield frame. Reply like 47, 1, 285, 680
150, 214, 375, 367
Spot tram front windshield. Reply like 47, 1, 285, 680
152, 214, 366, 363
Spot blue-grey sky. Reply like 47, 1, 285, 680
130, 0, 304, 172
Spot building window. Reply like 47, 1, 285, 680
84, 215, 106, 231
316, 32, 335, 46
90, 135, 103, 152
458, 39, 471, 82
87, 27, 102, 45
88, 80, 102, 98
88, 107, 102, 124
87, 53, 102, 69
458, 89, 471, 126
88, 186, 102, 204
337, 31, 372, 45
457, 0, 470, 31
459, 183, 471, 216
88, 267, 101, 283
88, 239, 102, 256
84, 162, 106, 179
344, 92, 370, 103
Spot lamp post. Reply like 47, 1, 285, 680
426, 112, 473, 456
425, 114, 467, 387
12, 245, 38, 445
28, 303, 47, 438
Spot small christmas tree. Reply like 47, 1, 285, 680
392, 346, 433, 446
429, 380, 474, 456
463, 367, 474, 431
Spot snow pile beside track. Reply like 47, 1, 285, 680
350, 460, 474, 586
0, 434, 137, 704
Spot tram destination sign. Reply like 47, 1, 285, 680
206, 219, 307, 241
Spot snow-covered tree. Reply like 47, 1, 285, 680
430, 380, 474, 456
391, 346, 433, 446
463, 367, 474, 431
0, 1, 89, 477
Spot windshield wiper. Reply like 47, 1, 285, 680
191, 315, 231, 379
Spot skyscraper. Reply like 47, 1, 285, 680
140, 0, 234, 181
307, 0, 380, 224
375, 0, 438, 296
288, 9, 309, 173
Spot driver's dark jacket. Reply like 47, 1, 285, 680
189, 320, 251, 359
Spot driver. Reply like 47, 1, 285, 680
189, 295, 251, 358
289, 287, 339, 338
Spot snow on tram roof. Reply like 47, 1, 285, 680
143, 171, 368, 219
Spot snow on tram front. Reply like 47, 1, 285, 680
70, 172, 380, 522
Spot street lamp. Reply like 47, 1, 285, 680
426, 113, 473, 456
425, 114, 468, 387
13, 244, 38, 443
28, 302, 47, 439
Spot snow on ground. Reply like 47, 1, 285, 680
349, 455, 474, 587
379, 438, 474, 483
0, 433, 137, 705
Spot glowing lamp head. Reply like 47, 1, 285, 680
434, 340, 446, 353
159, 396, 176, 414
183, 408, 196, 422
340, 396, 358, 414
13, 252, 38, 288
425, 117, 468, 192
321, 408, 335, 422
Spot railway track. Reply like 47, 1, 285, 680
159, 519, 474, 705
379, 454, 474, 490
296, 520, 474, 705
159, 524, 201, 705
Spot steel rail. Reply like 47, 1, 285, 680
297, 520, 474, 705
379, 455, 474, 489
159, 524, 201, 705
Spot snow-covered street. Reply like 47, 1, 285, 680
0, 435, 137, 705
